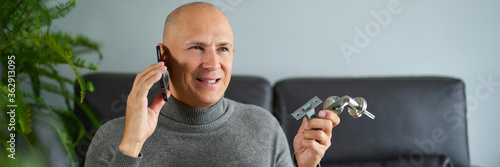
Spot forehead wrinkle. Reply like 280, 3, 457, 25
185, 41, 208, 47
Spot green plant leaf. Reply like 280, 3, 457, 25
1, 0, 102, 165
86, 81, 94, 92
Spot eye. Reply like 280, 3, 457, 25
192, 46, 202, 50
219, 47, 228, 52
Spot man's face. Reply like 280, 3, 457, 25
163, 7, 234, 109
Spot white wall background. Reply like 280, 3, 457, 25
52, 0, 499, 166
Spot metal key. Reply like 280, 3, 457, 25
292, 95, 375, 121
323, 96, 375, 119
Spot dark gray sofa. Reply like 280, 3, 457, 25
73, 73, 469, 167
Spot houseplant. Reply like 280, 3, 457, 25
1, 0, 102, 166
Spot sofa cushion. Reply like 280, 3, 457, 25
225, 75, 272, 111
273, 77, 469, 167
322, 155, 453, 167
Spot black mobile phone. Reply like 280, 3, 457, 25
156, 46, 168, 102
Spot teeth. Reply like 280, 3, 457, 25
200, 79, 217, 83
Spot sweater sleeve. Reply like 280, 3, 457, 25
85, 120, 142, 167
108, 149, 142, 167
292, 153, 321, 167
275, 122, 295, 167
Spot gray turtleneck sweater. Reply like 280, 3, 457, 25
85, 97, 294, 166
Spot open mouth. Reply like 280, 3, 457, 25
196, 78, 221, 84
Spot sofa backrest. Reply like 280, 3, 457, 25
273, 77, 469, 167
73, 74, 469, 167
225, 75, 272, 111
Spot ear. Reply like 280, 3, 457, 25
158, 43, 172, 64
157, 43, 165, 62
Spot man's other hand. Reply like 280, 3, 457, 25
118, 62, 169, 157
293, 110, 340, 167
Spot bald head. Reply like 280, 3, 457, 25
159, 2, 234, 109
163, 2, 230, 43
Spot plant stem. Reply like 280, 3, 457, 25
19, 133, 41, 165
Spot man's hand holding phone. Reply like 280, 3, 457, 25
118, 44, 170, 157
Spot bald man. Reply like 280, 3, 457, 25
85, 2, 339, 167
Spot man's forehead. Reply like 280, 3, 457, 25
165, 25, 233, 47
175, 7, 231, 31
164, 3, 232, 45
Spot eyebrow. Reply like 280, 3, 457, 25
186, 41, 207, 46
217, 42, 233, 47
185, 41, 233, 47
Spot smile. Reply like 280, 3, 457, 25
196, 78, 221, 84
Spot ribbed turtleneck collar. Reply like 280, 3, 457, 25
158, 97, 233, 132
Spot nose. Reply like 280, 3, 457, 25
201, 48, 221, 70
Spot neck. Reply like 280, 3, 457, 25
158, 96, 233, 132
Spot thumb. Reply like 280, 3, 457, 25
150, 90, 170, 113
298, 108, 316, 132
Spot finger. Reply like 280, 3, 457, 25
130, 63, 163, 97
140, 63, 167, 87
141, 66, 167, 92
318, 110, 340, 127
306, 118, 333, 136
135, 72, 162, 98
134, 64, 167, 98
150, 90, 170, 114
301, 139, 327, 156
303, 130, 331, 146
133, 62, 164, 87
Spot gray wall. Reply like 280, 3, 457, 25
52, 0, 499, 166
